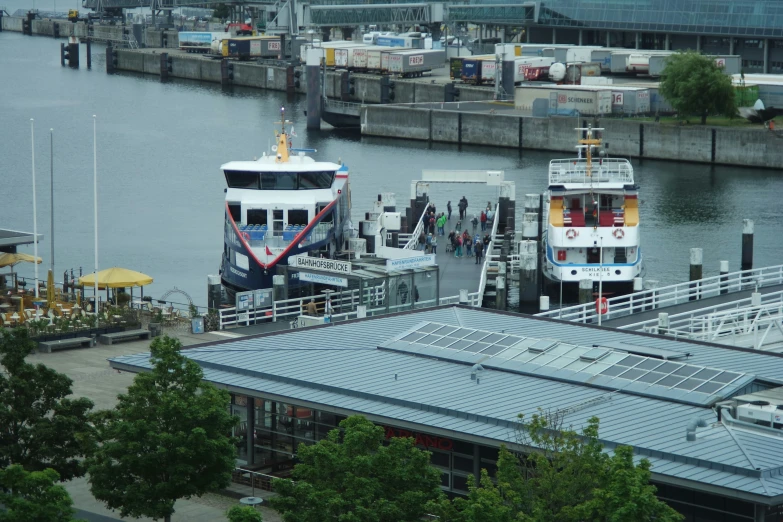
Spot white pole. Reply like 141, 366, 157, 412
93, 115, 99, 307
598, 236, 603, 326
31, 119, 40, 298
50, 128, 54, 277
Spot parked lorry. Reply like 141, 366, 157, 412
387, 49, 445, 77
179, 32, 230, 54
222, 36, 283, 60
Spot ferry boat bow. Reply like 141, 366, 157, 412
542, 126, 643, 297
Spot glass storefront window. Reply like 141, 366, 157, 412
231, 395, 248, 465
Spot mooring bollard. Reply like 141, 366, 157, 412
742, 219, 754, 271
86, 39, 91, 69
657, 312, 669, 335
689, 248, 703, 301
459, 289, 469, 306
539, 295, 550, 312
719, 260, 729, 295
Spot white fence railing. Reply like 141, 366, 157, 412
404, 201, 430, 250
548, 158, 633, 185
535, 264, 783, 324
476, 205, 501, 305
619, 291, 783, 350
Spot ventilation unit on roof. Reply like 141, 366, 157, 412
593, 342, 689, 360
529, 340, 558, 354
579, 348, 609, 362
736, 402, 783, 430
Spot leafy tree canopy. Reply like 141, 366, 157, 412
213, 3, 230, 21
88, 336, 237, 522
0, 465, 77, 522
270, 415, 445, 522
226, 505, 264, 522
659, 50, 737, 124
429, 413, 682, 522
0, 328, 96, 481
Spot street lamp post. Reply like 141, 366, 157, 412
31, 119, 40, 298
598, 236, 603, 326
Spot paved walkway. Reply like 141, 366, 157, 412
603, 283, 783, 327
26, 326, 281, 522
433, 239, 484, 298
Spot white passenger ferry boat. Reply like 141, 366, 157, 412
542, 125, 643, 297
220, 109, 352, 298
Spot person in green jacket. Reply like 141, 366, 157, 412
436, 214, 447, 236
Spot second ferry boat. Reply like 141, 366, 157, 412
220, 109, 352, 298
542, 125, 643, 298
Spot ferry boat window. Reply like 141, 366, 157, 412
228, 203, 241, 223
317, 203, 333, 223
225, 171, 259, 189
299, 171, 335, 189
288, 209, 308, 226
247, 209, 267, 226
273, 210, 284, 235
260, 172, 298, 190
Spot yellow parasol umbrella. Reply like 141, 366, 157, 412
78, 267, 153, 289
0, 252, 42, 288
79, 267, 153, 306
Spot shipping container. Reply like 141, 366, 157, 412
549, 62, 601, 83
512, 57, 555, 83
387, 49, 445, 77
298, 41, 364, 65
222, 36, 283, 59
179, 31, 230, 53
495, 43, 522, 57
376, 35, 424, 49
366, 46, 405, 72
553, 47, 599, 64
605, 86, 651, 114
335, 46, 370, 68
610, 53, 632, 73
515, 85, 612, 116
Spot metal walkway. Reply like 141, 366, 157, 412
535, 264, 783, 326
616, 291, 783, 351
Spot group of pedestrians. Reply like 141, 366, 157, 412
416, 197, 492, 266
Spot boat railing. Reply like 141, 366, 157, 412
548, 159, 634, 185
534, 264, 783, 324
404, 202, 430, 250
246, 222, 333, 250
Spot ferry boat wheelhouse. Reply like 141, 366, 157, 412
220, 112, 351, 297
542, 126, 642, 297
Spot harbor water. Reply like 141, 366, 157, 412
1, 32, 782, 305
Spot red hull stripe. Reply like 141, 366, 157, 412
225, 198, 339, 270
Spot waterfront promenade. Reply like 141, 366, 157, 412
29, 326, 281, 522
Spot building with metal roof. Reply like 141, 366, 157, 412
109, 306, 783, 521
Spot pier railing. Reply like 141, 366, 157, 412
534, 264, 783, 324
618, 291, 783, 348
548, 158, 633, 185
403, 200, 431, 250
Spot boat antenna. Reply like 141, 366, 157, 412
280, 106, 286, 136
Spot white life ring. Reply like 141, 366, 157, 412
613, 228, 625, 239
566, 228, 578, 239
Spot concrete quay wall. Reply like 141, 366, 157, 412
361, 105, 783, 170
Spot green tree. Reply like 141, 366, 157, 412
270, 415, 444, 522
0, 465, 77, 522
213, 3, 230, 21
226, 505, 264, 522
429, 412, 682, 522
659, 50, 737, 124
0, 328, 96, 481
88, 336, 238, 522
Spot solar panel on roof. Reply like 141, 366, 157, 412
377, 322, 754, 407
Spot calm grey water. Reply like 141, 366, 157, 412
1, 31, 782, 305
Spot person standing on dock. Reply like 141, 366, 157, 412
474, 239, 484, 264
306, 299, 318, 316
418, 232, 426, 251
426, 233, 433, 253
458, 196, 468, 220
471, 214, 478, 233
431, 234, 438, 254
437, 214, 447, 236
447, 201, 452, 220
465, 234, 473, 257
480, 210, 487, 231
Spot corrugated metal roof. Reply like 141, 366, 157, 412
109, 306, 783, 501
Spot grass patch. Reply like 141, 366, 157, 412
631, 115, 777, 127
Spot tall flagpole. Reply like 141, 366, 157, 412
50, 128, 55, 277
93, 115, 99, 307
31, 119, 40, 298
